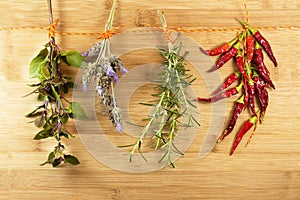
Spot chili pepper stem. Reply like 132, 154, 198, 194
260, 111, 266, 122
236, 18, 257, 34
218, 130, 228, 143
236, 18, 247, 27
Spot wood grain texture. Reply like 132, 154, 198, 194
1, 0, 300, 199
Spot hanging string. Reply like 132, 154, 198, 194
0, 25, 299, 35
243, 0, 249, 25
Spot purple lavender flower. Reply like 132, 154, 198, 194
57, 121, 62, 132
120, 65, 129, 74
115, 122, 122, 133
83, 83, 88, 93
106, 67, 119, 83
81, 51, 88, 57
96, 86, 103, 97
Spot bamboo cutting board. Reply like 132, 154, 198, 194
1, 0, 300, 199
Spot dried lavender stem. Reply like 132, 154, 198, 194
105, 0, 117, 31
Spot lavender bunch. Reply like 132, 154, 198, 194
82, 0, 127, 132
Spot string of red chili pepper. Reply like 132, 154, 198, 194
197, 19, 277, 155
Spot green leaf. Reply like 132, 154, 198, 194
63, 75, 72, 80
62, 50, 84, 68
50, 85, 63, 108
37, 93, 46, 101
40, 151, 55, 166
33, 128, 53, 140
27, 83, 41, 87
68, 102, 87, 119
61, 113, 69, 124
40, 65, 50, 79
59, 132, 69, 139
64, 154, 80, 165
61, 81, 74, 94
26, 106, 43, 117
34, 115, 45, 128
52, 158, 62, 167
30, 48, 48, 78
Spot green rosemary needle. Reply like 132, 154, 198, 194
128, 11, 200, 168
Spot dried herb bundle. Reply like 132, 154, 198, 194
126, 11, 200, 167
82, 0, 127, 132
26, 0, 85, 167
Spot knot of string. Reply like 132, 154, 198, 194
97, 30, 115, 40
48, 18, 59, 39
164, 28, 173, 42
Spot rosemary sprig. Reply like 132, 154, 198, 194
82, 0, 127, 132
26, 0, 85, 167
128, 11, 199, 167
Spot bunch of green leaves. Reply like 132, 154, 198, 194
126, 12, 199, 168
26, 41, 86, 167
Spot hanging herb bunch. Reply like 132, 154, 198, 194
26, 0, 86, 167
197, 11, 277, 155
82, 0, 128, 132
124, 11, 200, 167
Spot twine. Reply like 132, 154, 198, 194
0, 25, 299, 36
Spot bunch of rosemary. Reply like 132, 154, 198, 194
82, 0, 127, 132
26, 0, 85, 167
127, 11, 200, 167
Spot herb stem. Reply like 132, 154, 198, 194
105, 0, 117, 31
47, 0, 53, 25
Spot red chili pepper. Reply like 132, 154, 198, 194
218, 96, 244, 142
243, 79, 249, 110
253, 46, 275, 89
248, 80, 256, 115
230, 115, 257, 155
252, 32, 277, 67
197, 83, 243, 103
211, 72, 240, 96
246, 34, 255, 63
207, 45, 239, 72
201, 37, 238, 56
253, 75, 269, 121
238, 20, 278, 67
235, 55, 248, 80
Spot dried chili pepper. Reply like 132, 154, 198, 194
197, 83, 242, 103
201, 37, 238, 56
248, 80, 256, 115
211, 72, 240, 96
235, 54, 248, 80
246, 33, 255, 63
243, 79, 249, 110
207, 45, 239, 72
253, 75, 269, 120
238, 20, 278, 67
230, 115, 257, 155
253, 45, 275, 89
218, 95, 244, 142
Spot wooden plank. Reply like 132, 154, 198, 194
1, 0, 300, 199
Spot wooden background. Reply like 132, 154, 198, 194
1, 0, 300, 199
